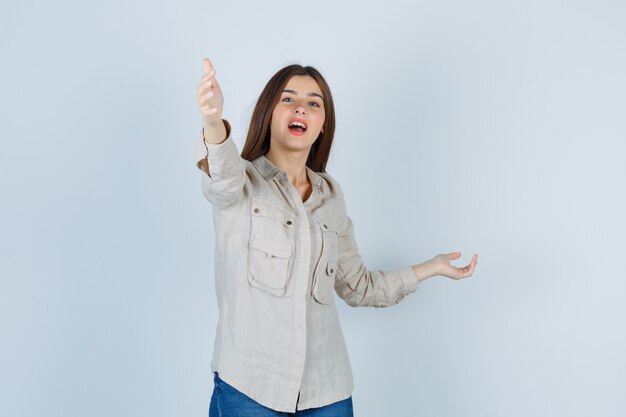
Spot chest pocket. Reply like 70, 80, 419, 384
247, 197, 296, 297
311, 218, 339, 305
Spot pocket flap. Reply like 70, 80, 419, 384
251, 234, 292, 259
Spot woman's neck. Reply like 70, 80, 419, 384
265, 150, 310, 188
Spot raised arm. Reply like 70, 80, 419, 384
194, 58, 245, 210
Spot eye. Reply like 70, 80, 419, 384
282, 97, 293, 102
310, 102, 320, 108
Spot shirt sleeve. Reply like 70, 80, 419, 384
332, 186, 419, 308
194, 119, 246, 210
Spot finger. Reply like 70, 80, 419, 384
463, 258, 477, 277
198, 91, 215, 106
196, 88, 214, 102
467, 255, 477, 269
448, 252, 462, 260
201, 103, 217, 113
197, 81, 214, 95
199, 68, 217, 85
203, 58, 213, 74
202, 91, 215, 102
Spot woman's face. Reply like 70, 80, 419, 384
269, 75, 325, 155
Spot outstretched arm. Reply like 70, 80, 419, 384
331, 180, 478, 307
194, 58, 245, 210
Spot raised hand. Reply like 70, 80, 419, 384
430, 252, 478, 280
196, 58, 224, 124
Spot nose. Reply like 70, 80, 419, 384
293, 103, 306, 115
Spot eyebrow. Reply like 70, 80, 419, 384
282, 89, 324, 100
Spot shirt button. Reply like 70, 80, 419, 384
323, 224, 328, 229
254, 208, 259, 213
286, 220, 292, 225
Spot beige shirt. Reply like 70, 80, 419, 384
194, 120, 420, 413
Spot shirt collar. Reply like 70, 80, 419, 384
251, 154, 324, 192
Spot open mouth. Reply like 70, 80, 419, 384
288, 119, 308, 134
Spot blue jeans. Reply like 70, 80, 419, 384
209, 372, 354, 417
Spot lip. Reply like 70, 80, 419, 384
287, 117, 308, 137
288, 128, 306, 136
287, 117, 308, 130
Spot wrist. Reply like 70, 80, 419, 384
411, 260, 438, 283
203, 118, 230, 144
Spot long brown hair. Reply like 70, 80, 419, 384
240, 64, 336, 173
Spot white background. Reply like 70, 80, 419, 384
1, 1, 625, 416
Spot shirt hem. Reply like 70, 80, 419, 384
214, 370, 301, 413
296, 387, 355, 411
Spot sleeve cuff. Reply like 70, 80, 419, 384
195, 119, 232, 171
397, 265, 420, 297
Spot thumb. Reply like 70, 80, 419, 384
202, 58, 212, 74
448, 252, 462, 260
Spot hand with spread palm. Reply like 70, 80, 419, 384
412, 252, 477, 283
432, 252, 477, 280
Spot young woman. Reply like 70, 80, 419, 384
194, 58, 478, 417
